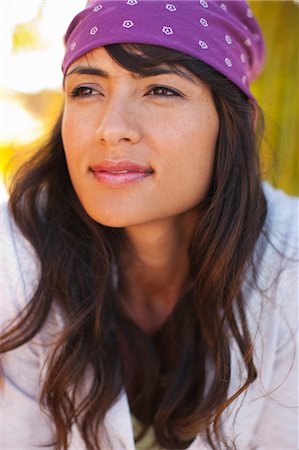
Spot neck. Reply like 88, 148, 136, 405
119, 213, 197, 333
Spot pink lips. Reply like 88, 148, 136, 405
90, 160, 154, 187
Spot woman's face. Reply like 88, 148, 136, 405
62, 47, 219, 228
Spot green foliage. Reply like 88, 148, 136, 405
13, 22, 39, 51
250, 1, 299, 195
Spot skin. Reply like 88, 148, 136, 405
62, 47, 219, 333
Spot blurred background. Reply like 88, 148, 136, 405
0, 0, 298, 202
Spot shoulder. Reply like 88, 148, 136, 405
250, 182, 298, 289
250, 182, 298, 306
246, 183, 298, 358
243, 183, 298, 358
260, 182, 298, 309
262, 181, 298, 258
0, 200, 40, 328
228, 185, 298, 446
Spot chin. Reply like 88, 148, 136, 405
76, 193, 156, 228
82, 207, 139, 229
85, 212, 127, 228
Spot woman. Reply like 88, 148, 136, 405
1, 1, 298, 449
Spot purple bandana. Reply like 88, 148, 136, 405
62, 0, 266, 100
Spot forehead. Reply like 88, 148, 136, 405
66, 46, 201, 85
69, 47, 125, 72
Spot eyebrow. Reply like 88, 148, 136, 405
65, 65, 197, 84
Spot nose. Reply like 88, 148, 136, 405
95, 94, 141, 147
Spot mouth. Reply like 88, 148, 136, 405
90, 160, 154, 187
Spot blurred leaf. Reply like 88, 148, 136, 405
250, 1, 299, 195
13, 22, 39, 50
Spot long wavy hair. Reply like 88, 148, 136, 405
0, 44, 267, 450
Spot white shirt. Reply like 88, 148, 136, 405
1, 182, 298, 450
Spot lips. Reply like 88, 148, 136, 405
90, 160, 154, 187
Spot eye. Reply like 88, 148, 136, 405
69, 86, 99, 98
146, 86, 181, 98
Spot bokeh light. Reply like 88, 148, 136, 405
0, 0, 85, 200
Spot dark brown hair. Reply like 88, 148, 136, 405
0, 44, 267, 450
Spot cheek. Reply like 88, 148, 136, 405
189, 109, 218, 173
61, 111, 75, 159
159, 113, 218, 209
164, 113, 218, 183
61, 111, 92, 173
61, 116, 86, 196
62, 111, 84, 151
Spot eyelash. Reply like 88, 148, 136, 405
147, 86, 181, 97
69, 85, 181, 99
69, 86, 97, 98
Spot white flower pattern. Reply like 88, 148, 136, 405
198, 40, 208, 49
93, 5, 102, 12
225, 57, 232, 67
220, 3, 227, 12
254, 33, 261, 42
200, 18, 208, 27
123, 20, 134, 28
246, 8, 253, 18
166, 4, 176, 12
90, 26, 98, 35
162, 26, 174, 35
225, 35, 232, 45
127, 0, 138, 5
200, 0, 208, 9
